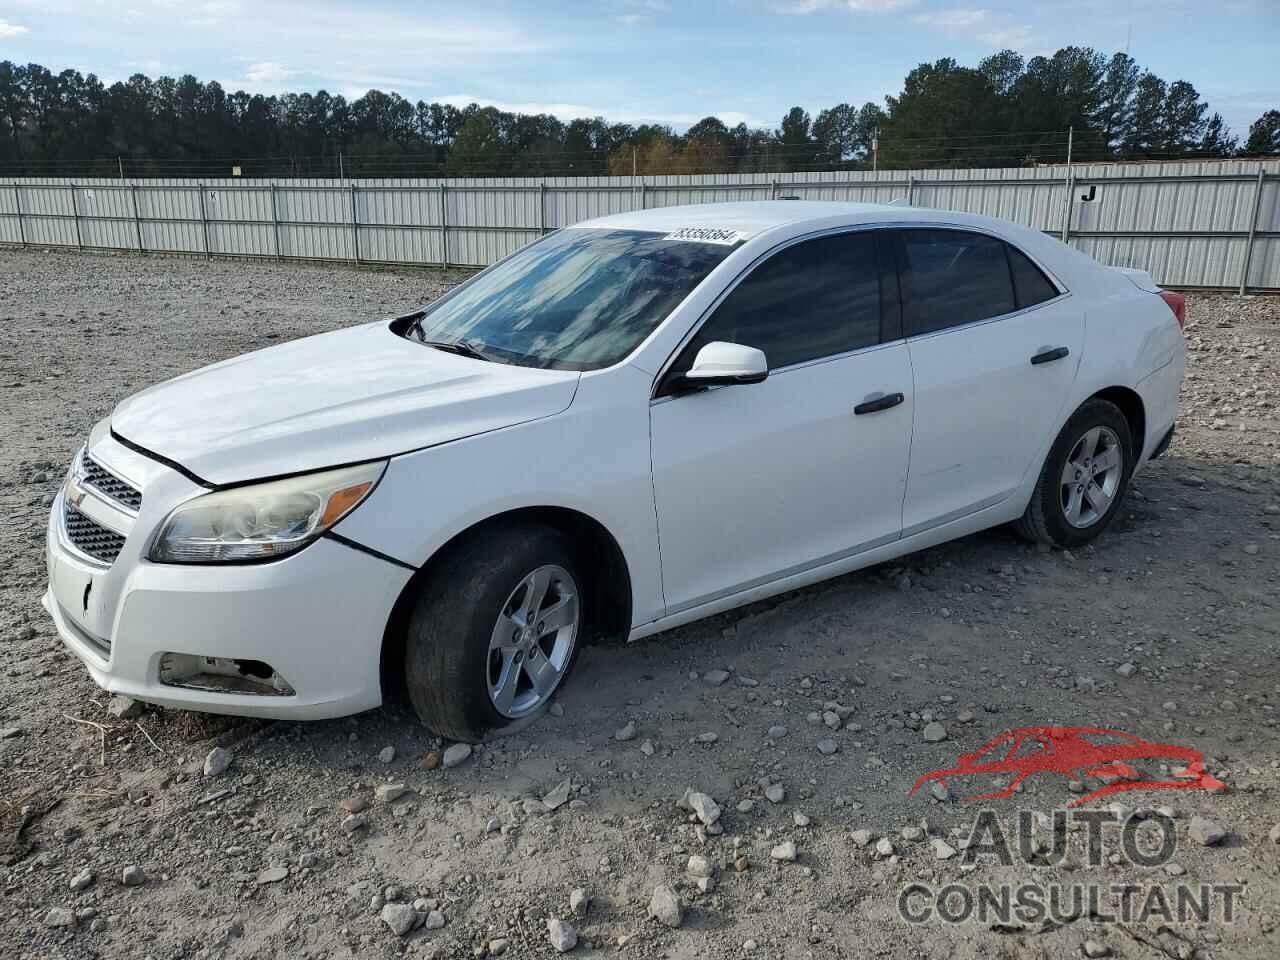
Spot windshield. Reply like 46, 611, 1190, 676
408, 228, 734, 370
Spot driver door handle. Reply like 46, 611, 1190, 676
854, 392, 905, 415
1030, 346, 1070, 365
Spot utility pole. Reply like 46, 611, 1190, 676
872, 128, 879, 174
117, 156, 124, 179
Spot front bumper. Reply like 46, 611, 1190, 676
44, 432, 413, 720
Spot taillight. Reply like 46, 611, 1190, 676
1159, 290, 1186, 330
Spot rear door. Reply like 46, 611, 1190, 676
649, 230, 914, 614
895, 228, 1084, 533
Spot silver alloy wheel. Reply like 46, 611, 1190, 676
1059, 425, 1123, 528
487, 564, 579, 718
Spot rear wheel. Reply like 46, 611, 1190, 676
1015, 398, 1134, 549
404, 524, 583, 742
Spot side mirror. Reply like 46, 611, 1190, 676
671, 341, 768, 393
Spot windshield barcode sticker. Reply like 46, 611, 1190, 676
664, 226, 743, 245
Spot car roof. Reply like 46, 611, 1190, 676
576, 200, 900, 239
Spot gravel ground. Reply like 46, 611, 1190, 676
1, 247, 1278, 960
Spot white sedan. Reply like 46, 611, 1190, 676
44, 201, 1186, 741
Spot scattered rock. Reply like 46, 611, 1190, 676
615, 721, 637, 741
640, 740, 655, 756
929, 780, 950, 802
423, 910, 446, 930
770, 840, 797, 862
922, 721, 947, 743
901, 825, 925, 842
203, 746, 232, 777
816, 738, 838, 755
69, 868, 94, 892
1189, 816, 1227, 846
703, 669, 730, 686
547, 918, 578, 952
851, 829, 873, 848
767, 725, 788, 739
106, 695, 142, 719
932, 839, 957, 860
341, 813, 368, 833
542, 779, 572, 811
341, 795, 369, 814
377, 745, 395, 764
44, 907, 75, 927
1268, 824, 1280, 844
1115, 662, 1137, 679
442, 743, 472, 768
380, 902, 417, 937
1083, 940, 1111, 958
874, 838, 895, 858
121, 865, 145, 887
420, 751, 441, 770
687, 854, 714, 878
687, 791, 721, 826
256, 866, 288, 885
374, 783, 407, 804
0, 727, 21, 739
765, 783, 786, 804
793, 811, 811, 827
570, 887, 591, 919
489, 938, 509, 955
649, 884, 682, 928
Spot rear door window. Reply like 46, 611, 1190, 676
1006, 243, 1060, 309
897, 229, 1017, 336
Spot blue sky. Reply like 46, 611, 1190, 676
1, 0, 1275, 137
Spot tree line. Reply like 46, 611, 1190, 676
1, 47, 1277, 179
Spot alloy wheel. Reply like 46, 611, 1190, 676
1059, 425, 1123, 529
486, 564, 579, 718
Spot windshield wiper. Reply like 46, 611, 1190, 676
418, 337, 493, 362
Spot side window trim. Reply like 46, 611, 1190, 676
892, 226, 1072, 342
652, 224, 900, 399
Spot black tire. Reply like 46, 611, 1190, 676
404, 523, 584, 742
1014, 398, 1134, 549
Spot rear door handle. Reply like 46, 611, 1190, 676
854, 392, 905, 415
1030, 346, 1070, 365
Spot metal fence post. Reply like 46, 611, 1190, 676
69, 184, 83, 250
13, 184, 25, 247
129, 182, 144, 253
270, 182, 282, 261
1239, 166, 1267, 295
439, 183, 448, 268
906, 176, 916, 206
539, 181, 547, 235
639, 179, 646, 210
350, 182, 360, 263
1061, 173, 1075, 245
197, 184, 211, 259
771, 179, 779, 200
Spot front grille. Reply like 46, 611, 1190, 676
82, 457, 142, 511
63, 501, 127, 565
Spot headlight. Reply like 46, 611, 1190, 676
149, 461, 386, 564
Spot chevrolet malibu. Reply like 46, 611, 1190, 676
45, 201, 1186, 741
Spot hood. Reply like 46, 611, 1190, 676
111, 322, 581, 485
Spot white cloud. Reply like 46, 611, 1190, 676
772, 0, 914, 13
0, 18, 30, 37
912, 7, 1035, 49
242, 61, 294, 90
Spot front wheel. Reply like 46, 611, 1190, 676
404, 524, 584, 742
1014, 398, 1134, 549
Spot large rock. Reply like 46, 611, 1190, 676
547, 918, 578, 952
686, 791, 721, 826
203, 746, 232, 777
442, 743, 472, 769
649, 884, 682, 928
1189, 816, 1227, 846
380, 902, 418, 937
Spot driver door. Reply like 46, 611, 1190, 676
649, 230, 914, 615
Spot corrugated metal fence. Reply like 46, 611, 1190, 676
2, 159, 1278, 291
